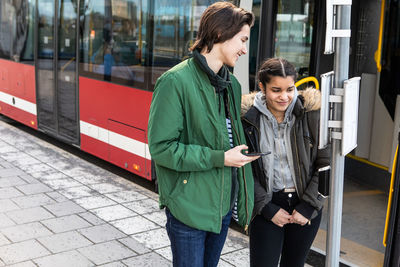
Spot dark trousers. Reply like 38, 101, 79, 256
165, 209, 232, 267
250, 191, 322, 267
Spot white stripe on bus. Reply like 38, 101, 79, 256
0, 91, 37, 115
80, 120, 151, 160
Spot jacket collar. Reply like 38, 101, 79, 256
244, 96, 305, 126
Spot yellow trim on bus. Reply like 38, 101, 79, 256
374, 0, 385, 72
295, 76, 320, 89
346, 154, 389, 171
383, 145, 398, 246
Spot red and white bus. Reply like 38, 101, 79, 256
0, 0, 399, 189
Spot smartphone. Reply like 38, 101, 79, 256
245, 151, 271, 157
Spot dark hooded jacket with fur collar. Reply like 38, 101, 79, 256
241, 88, 331, 220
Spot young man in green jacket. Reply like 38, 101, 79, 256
148, 2, 258, 267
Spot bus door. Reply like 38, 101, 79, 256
253, 0, 328, 87
36, 0, 79, 144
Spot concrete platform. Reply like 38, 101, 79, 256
0, 119, 387, 266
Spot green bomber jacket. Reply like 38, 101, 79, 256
148, 57, 254, 233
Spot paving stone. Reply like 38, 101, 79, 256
46, 161, 76, 171
46, 192, 68, 202
91, 205, 136, 222
78, 240, 135, 265
131, 228, 170, 250
142, 211, 167, 227
89, 183, 125, 194
220, 248, 250, 267
72, 174, 109, 185
0, 177, 26, 188
0, 168, 26, 178
42, 178, 82, 190
0, 145, 18, 153
118, 237, 150, 254
98, 262, 127, 267
12, 194, 56, 209
74, 195, 117, 210
18, 174, 40, 184
0, 187, 23, 199
33, 250, 93, 267
60, 167, 91, 177
154, 247, 172, 262
79, 212, 105, 226
8, 261, 37, 267
0, 233, 10, 246
11, 156, 41, 167
38, 231, 93, 253
41, 214, 91, 233
123, 198, 159, 215
37, 172, 70, 181
110, 216, 159, 235
6, 207, 54, 224
1, 222, 52, 242
217, 259, 235, 267
221, 229, 249, 254
0, 161, 14, 169
17, 163, 55, 174
44, 201, 85, 216
105, 191, 148, 203
0, 213, 16, 228
58, 186, 96, 199
79, 224, 126, 243
16, 183, 53, 195
0, 240, 50, 265
122, 252, 172, 267
0, 199, 20, 213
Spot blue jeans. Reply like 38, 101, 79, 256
165, 209, 232, 267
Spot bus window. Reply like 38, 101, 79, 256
0, 0, 34, 63
79, 0, 239, 90
274, 0, 314, 79
79, 0, 146, 88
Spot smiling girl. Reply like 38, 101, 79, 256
242, 58, 331, 267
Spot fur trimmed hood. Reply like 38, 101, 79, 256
241, 87, 321, 116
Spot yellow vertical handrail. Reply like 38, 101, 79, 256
383, 145, 398, 246
374, 0, 385, 73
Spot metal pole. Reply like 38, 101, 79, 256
326, 4, 352, 267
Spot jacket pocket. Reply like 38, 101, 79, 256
168, 171, 192, 200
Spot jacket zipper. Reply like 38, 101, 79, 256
293, 127, 303, 193
243, 117, 265, 224
228, 98, 249, 231
215, 89, 224, 231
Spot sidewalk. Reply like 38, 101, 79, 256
0, 119, 254, 267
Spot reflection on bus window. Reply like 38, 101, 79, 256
151, 0, 227, 84
0, 0, 35, 63
274, 0, 314, 79
80, 0, 144, 86
79, 0, 234, 91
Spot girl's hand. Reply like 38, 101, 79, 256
290, 210, 309, 226
271, 208, 291, 227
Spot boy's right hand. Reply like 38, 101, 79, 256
224, 144, 259, 167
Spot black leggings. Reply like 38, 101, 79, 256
249, 191, 322, 267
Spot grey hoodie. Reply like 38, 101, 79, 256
253, 90, 299, 193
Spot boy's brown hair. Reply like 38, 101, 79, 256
189, 2, 254, 52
